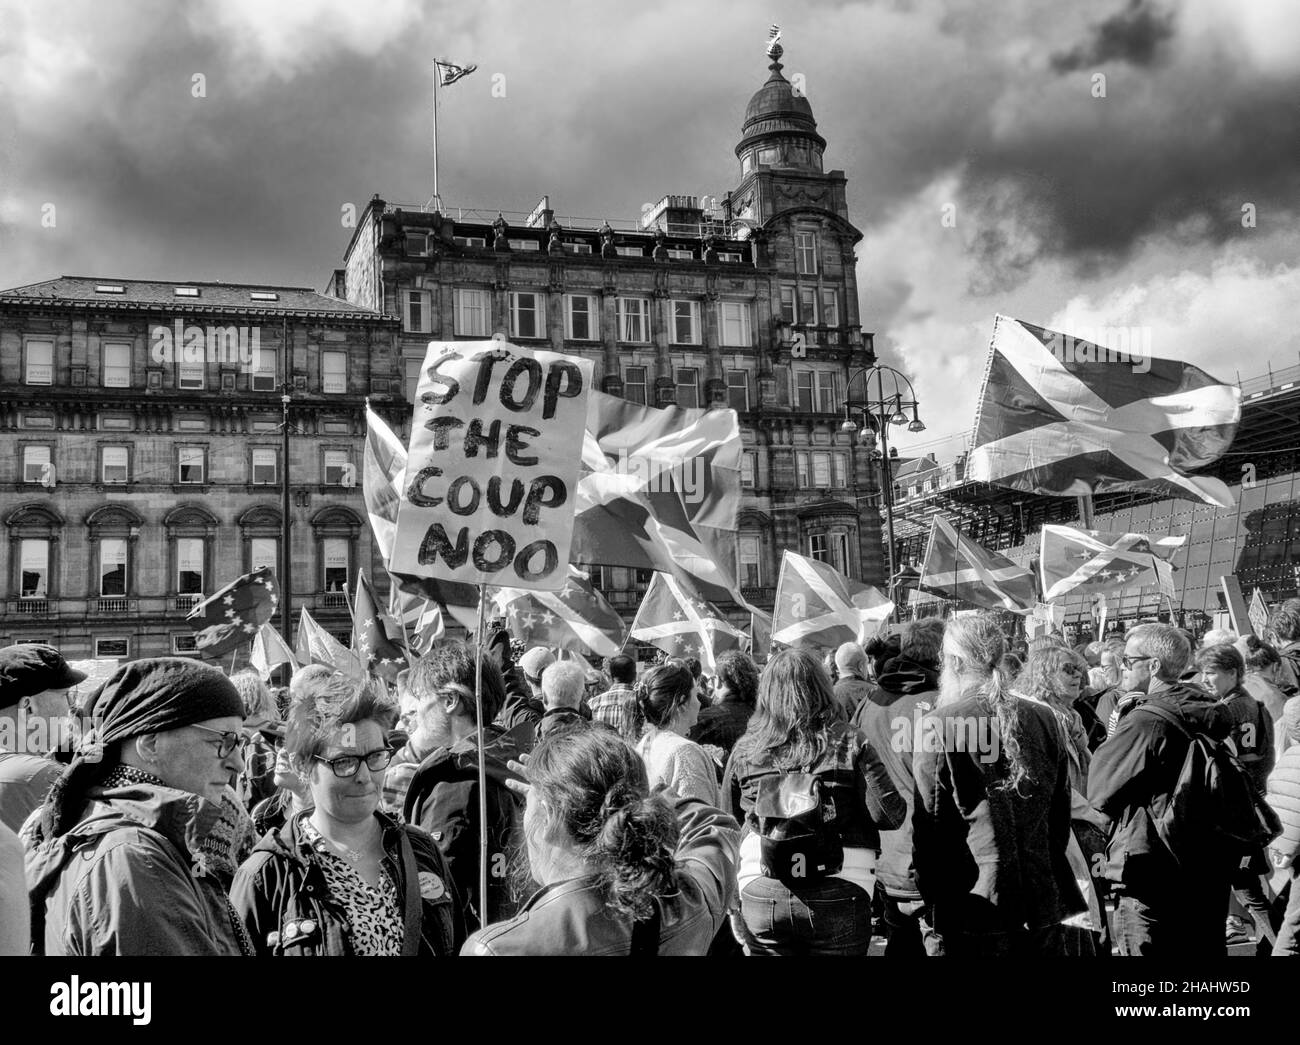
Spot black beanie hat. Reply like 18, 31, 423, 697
39, 658, 244, 838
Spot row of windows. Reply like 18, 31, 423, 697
403, 290, 759, 346
778, 285, 840, 329
16, 444, 354, 487
13, 535, 351, 599
406, 229, 745, 263
20, 344, 351, 394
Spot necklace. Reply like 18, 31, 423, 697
308, 818, 376, 866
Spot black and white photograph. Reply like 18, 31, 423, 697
1, 0, 1298, 1018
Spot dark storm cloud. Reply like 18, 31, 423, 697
1050, 0, 1177, 73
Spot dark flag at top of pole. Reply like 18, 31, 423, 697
186, 566, 280, 659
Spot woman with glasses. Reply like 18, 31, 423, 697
1015, 644, 1109, 955
230, 672, 463, 956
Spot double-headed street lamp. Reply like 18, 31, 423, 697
838, 364, 925, 613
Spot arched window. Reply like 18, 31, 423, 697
86, 504, 144, 609
238, 505, 282, 576
311, 506, 362, 606
5, 503, 63, 612
163, 504, 219, 611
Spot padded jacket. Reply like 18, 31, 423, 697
462, 794, 739, 955
229, 809, 462, 956
1266, 745, 1300, 865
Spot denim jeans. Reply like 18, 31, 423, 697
739, 876, 873, 956
1116, 884, 1229, 957
880, 893, 928, 958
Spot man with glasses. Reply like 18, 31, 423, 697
1087, 624, 1234, 956
0, 644, 86, 832
26, 657, 253, 955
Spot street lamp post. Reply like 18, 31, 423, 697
838, 364, 925, 617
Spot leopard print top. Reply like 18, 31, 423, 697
300, 819, 403, 956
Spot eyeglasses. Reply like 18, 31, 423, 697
191, 723, 248, 759
313, 749, 394, 779
1121, 655, 1154, 670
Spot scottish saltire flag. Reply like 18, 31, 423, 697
968, 315, 1240, 507
296, 607, 364, 677
573, 390, 743, 605
365, 405, 480, 631
435, 59, 477, 86
492, 566, 627, 657
630, 573, 746, 673
919, 517, 1037, 612
1039, 524, 1187, 601
353, 571, 409, 681
389, 587, 444, 655
187, 567, 279, 658
250, 622, 297, 678
771, 551, 893, 648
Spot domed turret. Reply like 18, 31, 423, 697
736, 49, 826, 175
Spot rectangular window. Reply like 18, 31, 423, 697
102, 343, 131, 387
178, 359, 204, 389
100, 539, 128, 596
25, 340, 53, 384
402, 289, 431, 334
178, 446, 205, 484
832, 452, 847, 488
172, 633, 199, 655
508, 238, 540, 252
510, 292, 544, 339
821, 289, 839, 328
177, 537, 205, 595
813, 452, 831, 488
23, 445, 51, 484
404, 231, 430, 256
739, 536, 763, 587
741, 452, 757, 488
795, 232, 817, 275
324, 450, 351, 486
796, 371, 814, 412
455, 288, 490, 337
808, 533, 829, 563
102, 446, 129, 484
816, 372, 837, 413
20, 539, 49, 598
796, 371, 837, 412
675, 367, 699, 409
718, 252, 743, 263
405, 357, 423, 404
565, 242, 592, 255
667, 248, 693, 260
796, 451, 811, 488
322, 538, 349, 592
832, 532, 850, 575
95, 638, 129, 658
672, 300, 700, 345
799, 286, 817, 326
618, 298, 650, 342
250, 538, 278, 573
780, 287, 796, 324
624, 366, 647, 405
726, 370, 749, 412
251, 448, 277, 485
565, 294, 597, 340
615, 246, 643, 258
322, 350, 347, 394
453, 236, 486, 249
717, 301, 752, 346
251, 347, 277, 391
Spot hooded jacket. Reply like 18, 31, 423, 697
25, 783, 247, 956
850, 658, 938, 899
403, 723, 528, 931
228, 809, 462, 956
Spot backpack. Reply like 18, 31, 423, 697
753, 769, 843, 884
1136, 703, 1281, 866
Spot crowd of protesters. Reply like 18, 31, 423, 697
2, 595, 1299, 956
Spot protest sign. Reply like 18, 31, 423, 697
391, 340, 592, 591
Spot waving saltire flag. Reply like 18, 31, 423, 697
1039, 524, 1187, 601
390, 591, 444, 656
434, 59, 477, 86
771, 551, 893, 649
296, 607, 364, 677
919, 517, 1036, 612
573, 390, 743, 605
353, 571, 409, 681
250, 622, 297, 678
630, 572, 746, 673
492, 566, 627, 658
187, 567, 280, 658
967, 315, 1240, 506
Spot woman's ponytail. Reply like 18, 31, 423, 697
592, 790, 679, 922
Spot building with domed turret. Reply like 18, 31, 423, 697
329, 40, 886, 624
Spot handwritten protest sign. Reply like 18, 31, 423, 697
391, 340, 592, 591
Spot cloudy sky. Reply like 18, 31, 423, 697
2, 0, 1298, 461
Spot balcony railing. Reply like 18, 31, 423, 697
96, 598, 131, 614
11, 598, 51, 614
175, 594, 203, 612
319, 592, 348, 608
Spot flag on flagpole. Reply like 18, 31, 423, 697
389, 585, 444, 656
434, 59, 477, 86
919, 517, 1037, 612
186, 567, 280, 658
629, 573, 746, 673
353, 571, 409, 681
967, 315, 1240, 507
492, 566, 627, 658
250, 622, 297, 679
749, 608, 773, 661
1039, 524, 1186, 602
573, 390, 743, 605
296, 607, 363, 677
771, 551, 893, 649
